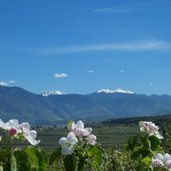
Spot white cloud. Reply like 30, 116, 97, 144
54, 73, 68, 78
0, 80, 17, 86
86, 70, 94, 73
93, 8, 130, 14
9, 80, 16, 84
92, 1, 162, 14
120, 70, 125, 73
33, 40, 171, 55
0, 82, 8, 86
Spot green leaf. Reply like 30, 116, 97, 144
141, 157, 151, 166
0, 151, 8, 163
40, 150, 48, 164
15, 148, 47, 171
34, 148, 47, 171
87, 146, 107, 169
24, 147, 39, 169
125, 135, 138, 152
67, 120, 73, 131
77, 156, 85, 171
14, 151, 31, 171
140, 136, 151, 149
64, 154, 75, 171
49, 148, 62, 166
139, 157, 152, 171
131, 148, 152, 160
10, 155, 17, 171
149, 136, 161, 150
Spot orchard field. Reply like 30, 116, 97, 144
37, 125, 139, 150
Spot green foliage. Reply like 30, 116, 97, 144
10, 154, 17, 171
106, 147, 137, 171
49, 146, 107, 171
86, 145, 108, 170
48, 148, 62, 166
0, 119, 169, 171
64, 155, 75, 171
14, 151, 32, 171
67, 120, 73, 131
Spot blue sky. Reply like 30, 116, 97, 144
0, 0, 171, 95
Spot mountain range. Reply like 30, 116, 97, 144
0, 86, 171, 125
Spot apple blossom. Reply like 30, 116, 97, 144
87, 134, 97, 145
59, 132, 78, 155
0, 119, 40, 145
0, 119, 21, 134
139, 121, 163, 139
151, 159, 164, 168
152, 153, 171, 170
71, 120, 92, 138
19, 122, 40, 145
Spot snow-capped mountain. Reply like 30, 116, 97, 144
42, 90, 66, 96
1, 86, 171, 125
96, 88, 135, 94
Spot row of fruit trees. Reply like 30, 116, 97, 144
0, 118, 170, 171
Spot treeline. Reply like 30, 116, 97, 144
102, 114, 171, 126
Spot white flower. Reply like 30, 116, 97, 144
71, 120, 92, 138
151, 159, 164, 167
87, 134, 97, 145
155, 153, 164, 161
0, 119, 21, 134
20, 122, 40, 145
139, 121, 163, 139
152, 153, 171, 170
165, 160, 171, 169
0, 119, 40, 145
163, 153, 171, 169
59, 132, 78, 155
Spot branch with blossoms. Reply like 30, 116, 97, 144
59, 120, 97, 155
0, 119, 46, 170
49, 120, 107, 171
0, 119, 40, 146
126, 121, 164, 170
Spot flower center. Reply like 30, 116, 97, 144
8, 128, 17, 136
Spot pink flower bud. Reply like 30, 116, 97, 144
8, 128, 17, 136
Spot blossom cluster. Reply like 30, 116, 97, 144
139, 121, 163, 139
0, 119, 40, 145
59, 120, 97, 155
152, 153, 171, 171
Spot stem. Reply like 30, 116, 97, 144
0, 142, 4, 149
3, 134, 14, 170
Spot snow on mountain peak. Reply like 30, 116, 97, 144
96, 88, 135, 94
42, 90, 66, 96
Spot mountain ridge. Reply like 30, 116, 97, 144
1, 86, 171, 125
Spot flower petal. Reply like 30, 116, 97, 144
59, 137, 67, 146
87, 134, 97, 145
26, 135, 40, 145
6, 119, 19, 130
20, 122, 30, 130
82, 128, 92, 136
76, 120, 84, 129
67, 132, 78, 145
61, 146, 75, 155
